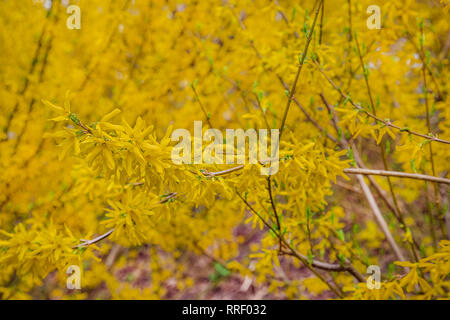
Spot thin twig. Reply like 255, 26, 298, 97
202, 165, 245, 177
321, 92, 419, 259
74, 192, 177, 248
354, 32, 413, 256
191, 84, 214, 129
319, 0, 324, 44
356, 174, 406, 261
279, 0, 323, 138
74, 229, 115, 248
314, 61, 450, 145
1, 4, 54, 140
236, 191, 346, 297
419, 23, 444, 240
267, 177, 282, 251
343, 168, 450, 185
233, 3, 337, 145
202, 163, 449, 186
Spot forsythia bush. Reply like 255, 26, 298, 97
0, 0, 449, 299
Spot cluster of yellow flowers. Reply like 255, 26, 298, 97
0, 0, 448, 299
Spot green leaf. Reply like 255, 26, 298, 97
425, 50, 431, 66
400, 126, 410, 132
337, 229, 345, 241
257, 90, 264, 101
191, 78, 198, 89
342, 95, 351, 106
306, 207, 312, 220
410, 158, 417, 173
303, 22, 308, 36
431, 103, 436, 116
69, 113, 80, 125
387, 263, 395, 278
417, 18, 424, 29
214, 262, 231, 277
330, 212, 335, 225
291, 6, 297, 21
347, 147, 356, 167
307, 250, 314, 265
